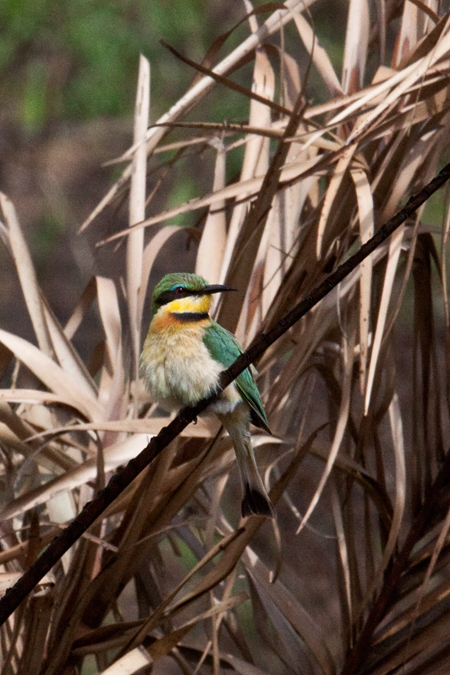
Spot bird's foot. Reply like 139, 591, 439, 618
179, 406, 197, 426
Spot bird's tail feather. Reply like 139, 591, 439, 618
241, 483, 274, 518
222, 418, 274, 518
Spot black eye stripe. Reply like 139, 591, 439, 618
155, 288, 202, 306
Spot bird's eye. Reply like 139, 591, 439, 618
174, 286, 184, 295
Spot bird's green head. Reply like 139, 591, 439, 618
151, 273, 236, 317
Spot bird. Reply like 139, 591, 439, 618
140, 272, 274, 518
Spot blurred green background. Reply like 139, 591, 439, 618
2, 0, 228, 128
1, 0, 346, 130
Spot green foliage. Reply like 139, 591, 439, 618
22, 59, 50, 131
0, 0, 219, 129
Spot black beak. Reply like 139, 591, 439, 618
203, 284, 238, 295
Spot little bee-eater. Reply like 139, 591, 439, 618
140, 272, 274, 518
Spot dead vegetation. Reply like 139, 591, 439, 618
1, 1, 450, 673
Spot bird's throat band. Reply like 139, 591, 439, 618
172, 312, 209, 322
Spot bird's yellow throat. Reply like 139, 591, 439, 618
166, 294, 212, 315
150, 293, 212, 332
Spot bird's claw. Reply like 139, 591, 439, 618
179, 407, 197, 425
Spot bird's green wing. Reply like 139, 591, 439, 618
203, 321, 270, 433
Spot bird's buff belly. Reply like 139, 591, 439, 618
140, 331, 241, 413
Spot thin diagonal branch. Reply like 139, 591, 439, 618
0, 160, 449, 625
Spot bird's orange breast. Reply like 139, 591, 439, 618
140, 308, 219, 408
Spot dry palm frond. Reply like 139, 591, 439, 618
1, 2, 450, 674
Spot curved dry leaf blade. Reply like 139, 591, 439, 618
223, 46, 275, 334
96, 277, 122, 371
354, 393, 407, 622
293, 13, 343, 96
147, 592, 247, 662
364, 225, 404, 414
0, 389, 94, 413
1, 193, 52, 356
41, 295, 98, 398
350, 168, 374, 392
331, 483, 353, 627
97, 647, 152, 675
248, 572, 316, 672
393, 0, 420, 67
139, 225, 181, 321
64, 276, 98, 340
316, 145, 355, 259
0, 207, 98, 398
196, 140, 227, 282
218, 47, 275, 290
0, 329, 102, 421
342, 0, 370, 94
245, 548, 337, 675
297, 321, 356, 534
127, 54, 150, 380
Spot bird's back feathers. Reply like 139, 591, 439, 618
202, 321, 271, 434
